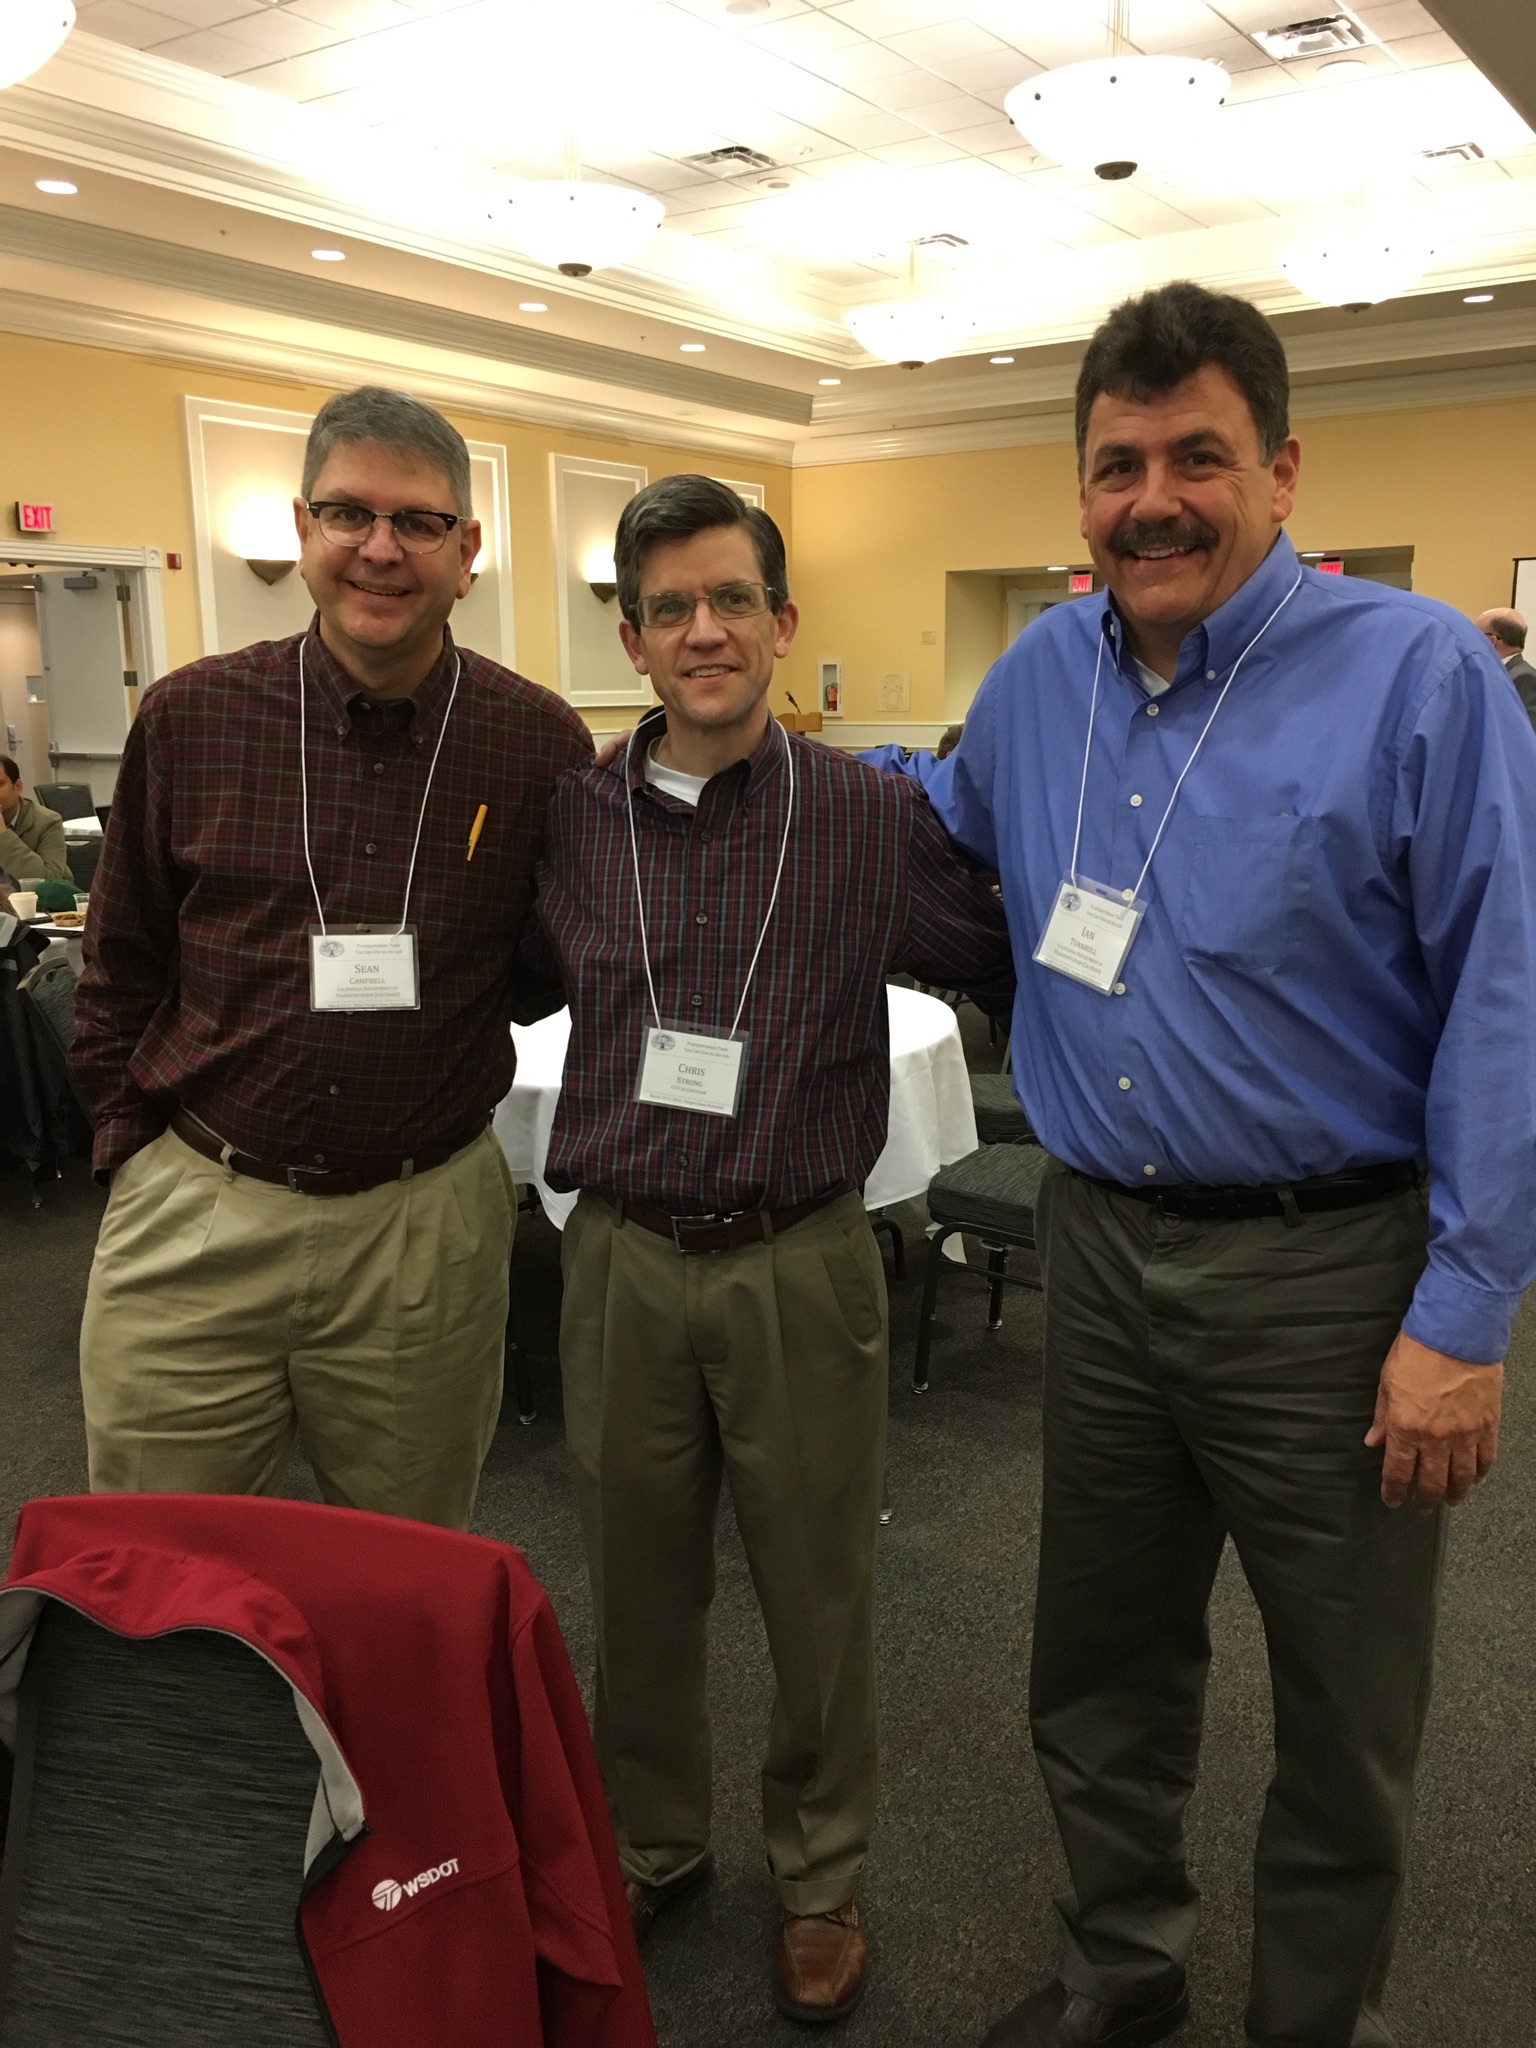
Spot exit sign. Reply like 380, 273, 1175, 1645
16, 502, 53, 534
1318, 557, 1343, 575
1069, 571, 1093, 594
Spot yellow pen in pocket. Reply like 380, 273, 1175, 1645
466, 804, 489, 861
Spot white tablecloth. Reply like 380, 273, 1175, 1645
493, 984, 977, 1229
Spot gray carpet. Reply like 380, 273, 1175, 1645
3, 1074, 1533, 2048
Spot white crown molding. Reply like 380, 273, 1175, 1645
792, 359, 1536, 465
0, 285, 799, 466
0, 537, 164, 567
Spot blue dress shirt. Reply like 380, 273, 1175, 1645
882, 532, 1536, 1362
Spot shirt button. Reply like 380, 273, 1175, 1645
329, 1084, 340, 1096
314, 1153, 326, 1165
414, 734, 424, 747
1206, 669, 1217, 681
1113, 981, 1126, 995
365, 842, 377, 854
695, 911, 708, 925
373, 762, 384, 774
690, 994, 703, 1006
1129, 794, 1142, 807
1143, 1163, 1157, 1176
699, 830, 712, 843
1118, 1076, 1132, 1090
335, 723, 346, 737
1146, 704, 1159, 716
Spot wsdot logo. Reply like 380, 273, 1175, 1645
372, 1859, 460, 1911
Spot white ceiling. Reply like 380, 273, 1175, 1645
0, 0, 1534, 456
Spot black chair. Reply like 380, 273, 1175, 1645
969, 1071, 1038, 1146
64, 838, 101, 893
34, 783, 95, 822
871, 1212, 905, 1278
19, 956, 92, 1157
0, 1604, 332, 2045
912, 1144, 1049, 1392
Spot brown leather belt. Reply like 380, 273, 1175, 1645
1070, 1157, 1419, 1223
593, 1187, 842, 1253
170, 1108, 487, 1196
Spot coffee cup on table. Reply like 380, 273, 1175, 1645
9, 891, 37, 920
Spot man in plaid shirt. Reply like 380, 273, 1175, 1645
537, 476, 1014, 2024
73, 387, 591, 1529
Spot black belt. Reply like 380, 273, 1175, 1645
593, 1188, 842, 1253
1070, 1157, 1420, 1223
170, 1109, 488, 1196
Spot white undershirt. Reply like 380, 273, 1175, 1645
1134, 658, 1173, 698
643, 741, 709, 809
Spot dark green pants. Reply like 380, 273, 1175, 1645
1031, 1160, 1445, 2048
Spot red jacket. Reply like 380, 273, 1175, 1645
0, 1494, 656, 2048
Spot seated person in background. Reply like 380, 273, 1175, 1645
0, 756, 72, 884
535, 475, 1014, 2027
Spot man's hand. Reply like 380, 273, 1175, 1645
1365, 1330, 1503, 1511
594, 730, 634, 769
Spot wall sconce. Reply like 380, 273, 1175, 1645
229, 497, 301, 586
582, 544, 618, 604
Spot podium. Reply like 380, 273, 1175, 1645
776, 710, 823, 735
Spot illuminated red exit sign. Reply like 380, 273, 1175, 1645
16, 502, 53, 534
1318, 557, 1343, 575
1069, 571, 1094, 594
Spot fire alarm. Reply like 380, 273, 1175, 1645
166, 552, 183, 570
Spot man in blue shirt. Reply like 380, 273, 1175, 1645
879, 282, 1536, 2048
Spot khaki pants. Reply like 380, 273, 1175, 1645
559, 1190, 888, 1916
79, 1125, 515, 1530
1030, 1158, 1443, 2048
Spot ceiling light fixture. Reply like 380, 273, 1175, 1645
990, 355, 1015, 364
818, 377, 841, 386
496, 177, 664, 278
1003, 1, 1227, 182
845, 241, 977, 369
1048, 565, 1069, 572
519, 300, 548, 312
679, 342, 705, 352
1279, 217, 1433, 310
0, 0, 75, 89
1464, 291, 1494, 303
35, 177, 76, 194
310, 247, 345, 261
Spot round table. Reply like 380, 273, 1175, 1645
494, 983, 978, 1229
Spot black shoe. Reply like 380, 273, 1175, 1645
980, 1973, 1189, 2048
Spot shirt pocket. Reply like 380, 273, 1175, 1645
1175, 812, 1318, 970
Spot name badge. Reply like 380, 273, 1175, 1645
1033, 877, 1146, 995
309, 927, 420, 1012
635, 1023, 747, 1117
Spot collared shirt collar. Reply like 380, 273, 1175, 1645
1101, 530, 1302, 693
301, 615, 460, 730
623, 704, 788, 803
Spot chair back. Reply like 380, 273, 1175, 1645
64, 840, 101, 893
32, 784, 94, 822
0, 1604, 332, 2046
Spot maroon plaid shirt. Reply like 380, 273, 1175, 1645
538, 711, 1014, 1214
74, 626, 592, 1174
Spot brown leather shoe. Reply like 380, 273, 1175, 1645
774, 1899, 868, 2025
980, 1974, 1188, 2047
622, 1853, 713, 1942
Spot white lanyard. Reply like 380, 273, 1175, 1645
297, 634, 462, 936
625, 711, 796, 1034
1068, 570, 1304, 901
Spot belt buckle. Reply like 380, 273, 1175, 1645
285, 1163, 334, 1194
671, 1210, 734, 1254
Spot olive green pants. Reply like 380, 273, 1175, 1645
1031, 1159, 1444, 2048
80, 1125, 515, 1529
559, 1190, 888, 1916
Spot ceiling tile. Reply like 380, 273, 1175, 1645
228, 41, 366, 91
746, 9, 867, 55
134, 0, 267, 27
145, 21, 276, 66
1348, 0, 1442, 37
931, 47, 1035, 92
1388, 29, 1465, 67
880, 18, 1010, 64
864, 134, 969, 166
827, 0, 957, 37
866, 63, 974, 108
76, 0, 212, 44
814, 108, 926, 146
284, 0, 415, 30
814, 37, 929, 83
213, 8, 342, 56
901, 92, 1004, 133
946, 116, 1024, 153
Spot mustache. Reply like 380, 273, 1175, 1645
1110, 517, 1219, 555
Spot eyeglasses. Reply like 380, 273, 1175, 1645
306, 501, 461, 555
636, 581, 775, 630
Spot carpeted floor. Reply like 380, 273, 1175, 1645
3, 1049, 1533, 2048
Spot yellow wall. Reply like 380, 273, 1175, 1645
787, 397, 1536, 719
0, 331, 791, 726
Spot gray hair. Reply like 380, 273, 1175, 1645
614, 474, 787, 629
301, 386, 472, 517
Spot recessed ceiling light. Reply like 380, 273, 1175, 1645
990, 354, 1015, 364
680, 342, 706, 352
35, 179, 76, 195
818, 377, 841, 386
311, 248, 346, 262
519, 300, 548, 312
1464, 291, 1494, 303
1048, 565, 1069, 572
